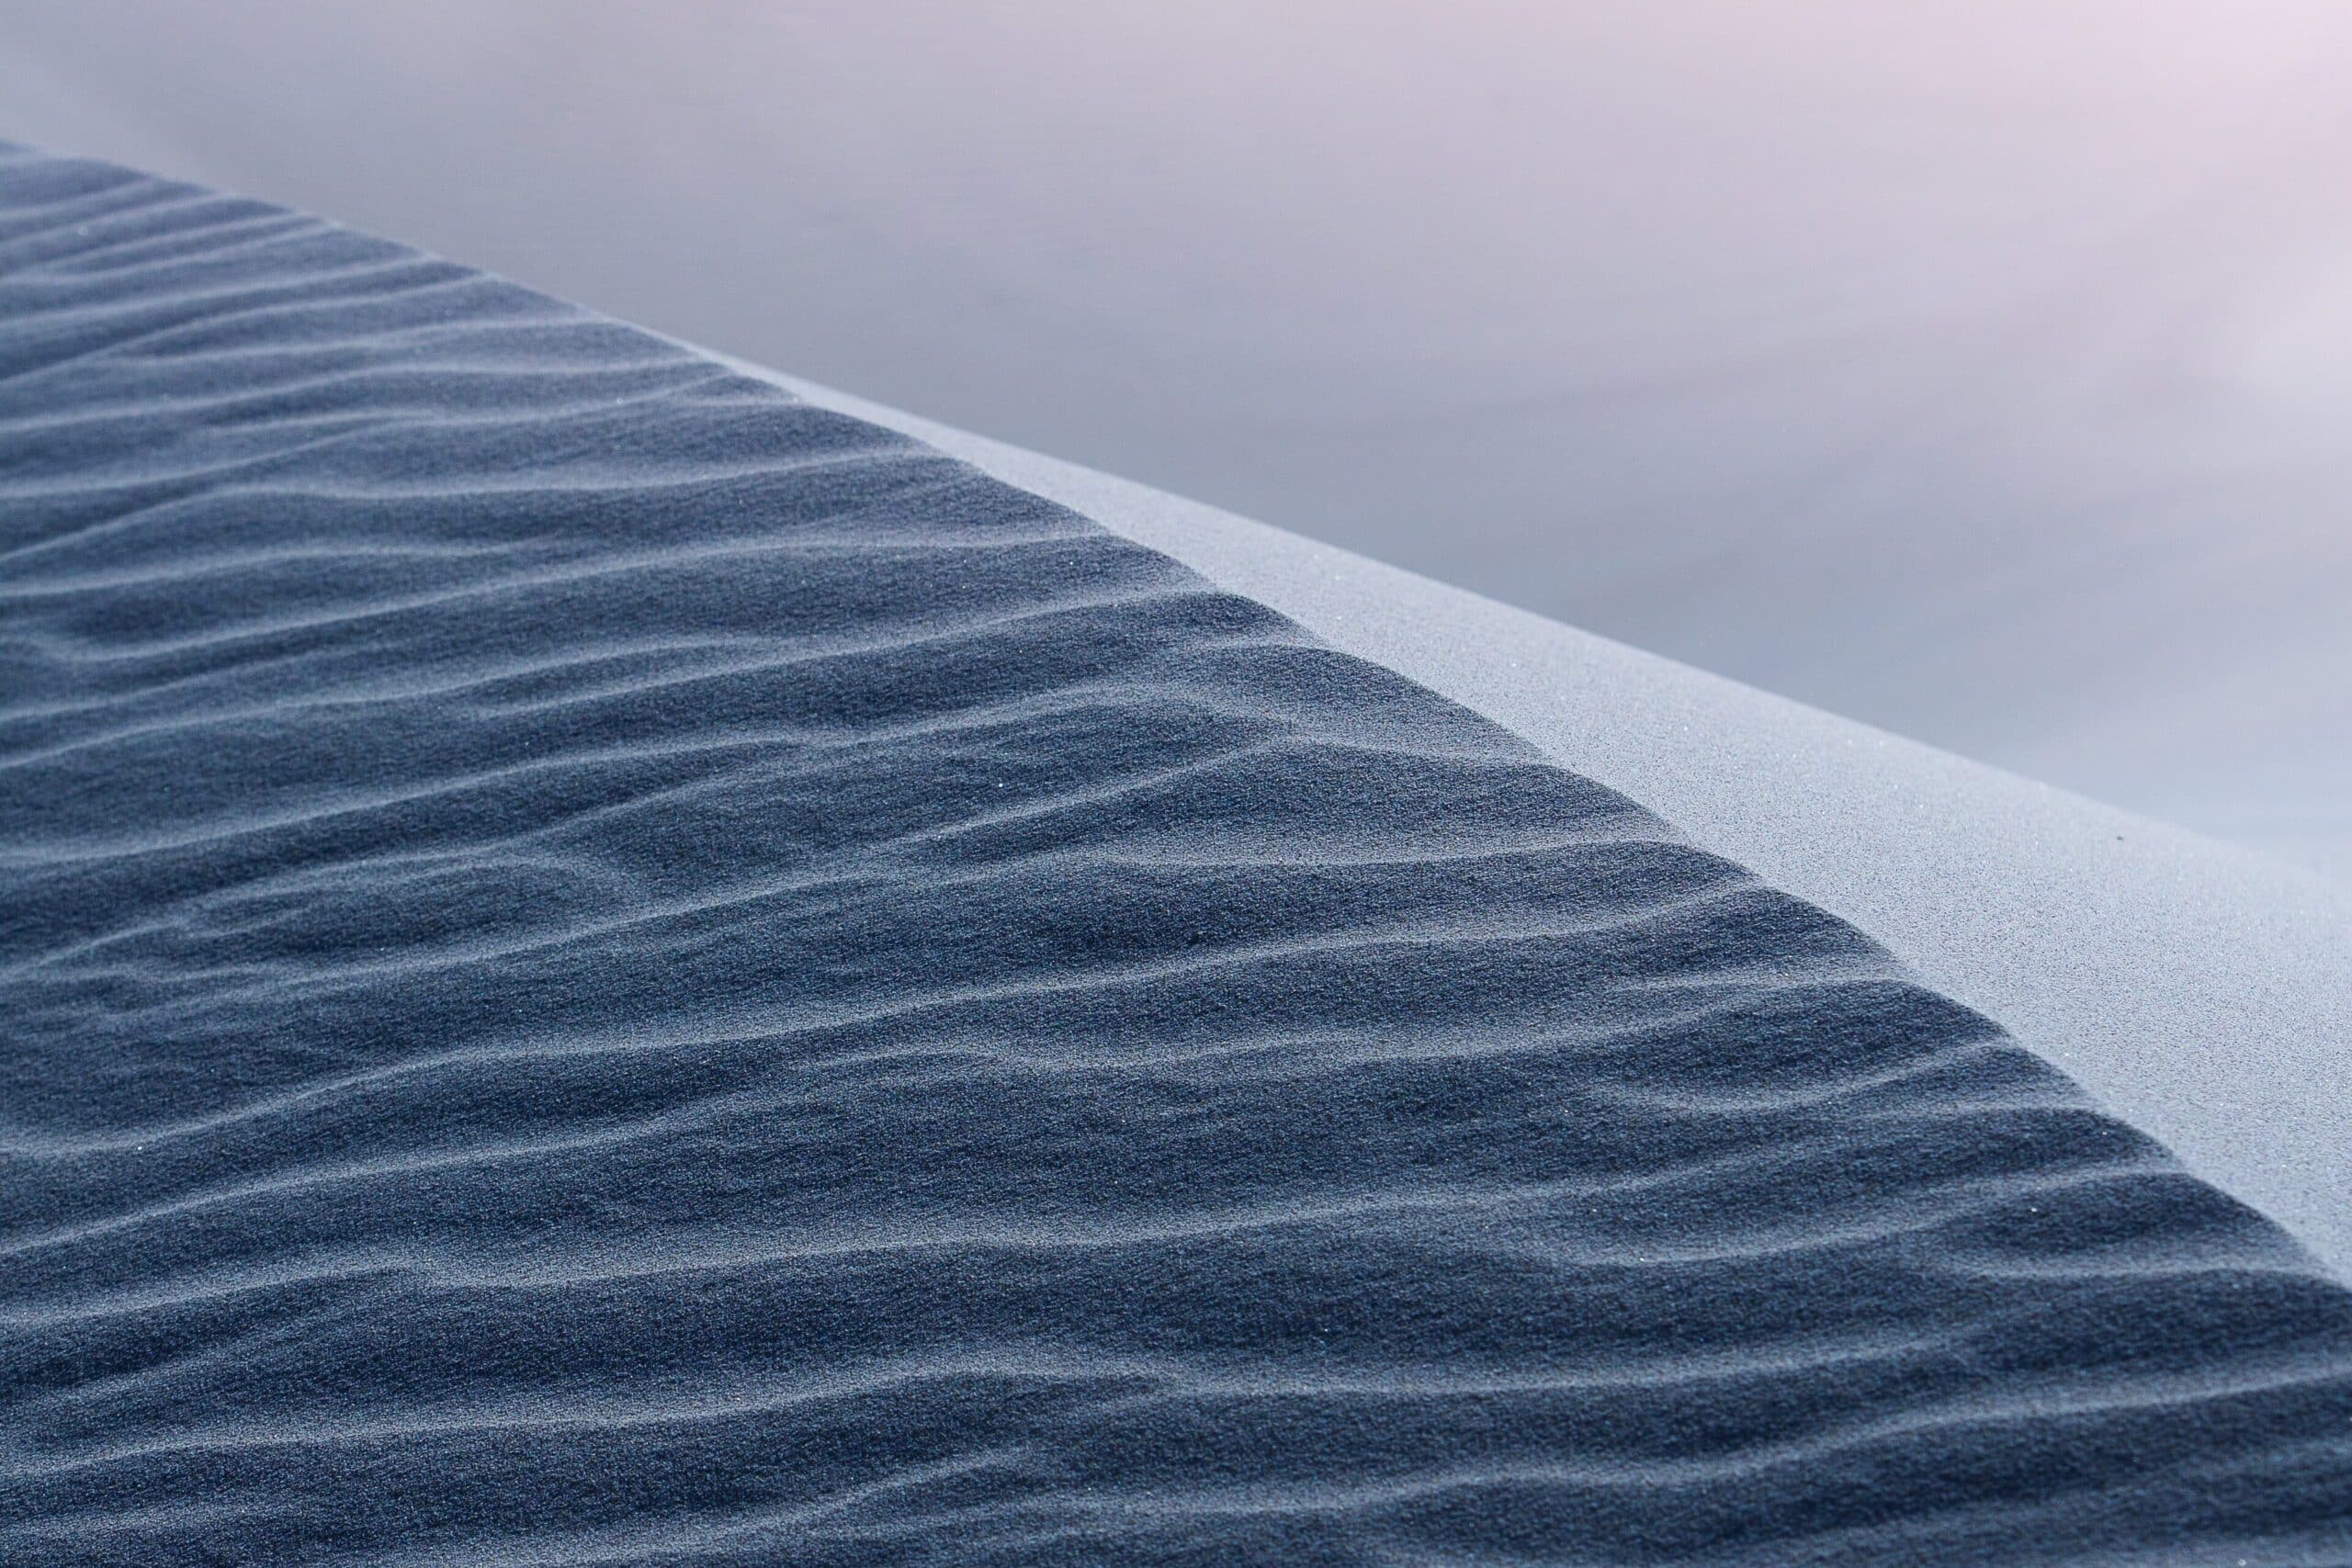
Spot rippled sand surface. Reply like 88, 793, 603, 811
5, 146, 2352, 1565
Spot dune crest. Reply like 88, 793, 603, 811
5, 147, 2351, 1565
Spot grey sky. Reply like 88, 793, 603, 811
3, 0, 2347, 874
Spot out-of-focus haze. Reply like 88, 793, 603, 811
3, 1, 2347, 876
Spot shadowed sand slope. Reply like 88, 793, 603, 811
3, 146, 2351, 1566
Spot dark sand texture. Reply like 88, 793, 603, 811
4, 147, 2352, 1565
767, 368, 2352, 1288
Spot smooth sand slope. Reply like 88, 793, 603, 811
5, 149, 2352, 1565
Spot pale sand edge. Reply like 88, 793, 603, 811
695, 352, 2352, 1283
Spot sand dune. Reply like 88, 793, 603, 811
6, 149, 2352, 1564
766, 368, 2352, 1298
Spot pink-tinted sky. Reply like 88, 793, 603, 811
3, 1, 2348, 874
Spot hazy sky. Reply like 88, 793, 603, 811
3, 1, 2348, 876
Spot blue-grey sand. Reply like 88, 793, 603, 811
4, 146, 2352, 1565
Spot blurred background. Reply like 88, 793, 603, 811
3, 0, 2347, 879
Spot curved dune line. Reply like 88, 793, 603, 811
6, 143, 2352, 1565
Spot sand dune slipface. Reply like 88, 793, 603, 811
3, 146, 2351, 1566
